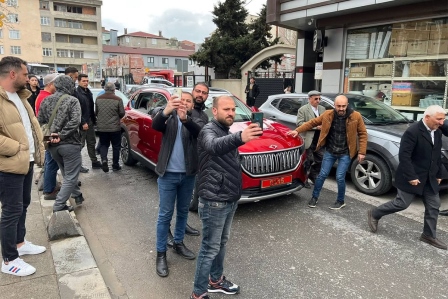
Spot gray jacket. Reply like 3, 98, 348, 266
95, 91, 125, 132
296, 103, 326, 149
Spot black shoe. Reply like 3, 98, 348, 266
439, 209, 448, 216
156, 251, 169, 277
80, 166, 89, 173
208, 276, 240, 294
367, 208, 378, 233
185, 223, 200, 236
101, 160, 109, 173
329, 201, 346, 210
167, 229, 174, 248
304, 181, 311, 189
173, 241, 196, 260
308, 197, 318, 208
112, 165, 122, 171
53, 205, 74, 213
78, 180, 82, 186
92, 161, 102, 169
73, 194, 85, 206
420, 233, 447, 250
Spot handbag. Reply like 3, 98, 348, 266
41, 94, 69, 145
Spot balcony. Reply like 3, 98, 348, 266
52, 11, 99, 21
55, 42, 100, 51
53, 27, 98, 37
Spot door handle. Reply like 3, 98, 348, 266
269, 116, 276, 120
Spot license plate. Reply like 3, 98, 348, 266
261, 175, 292, 189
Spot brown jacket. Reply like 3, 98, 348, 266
0, 87, 45, 174
295, 109, 367, 159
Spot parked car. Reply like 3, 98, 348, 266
91, 88, 130, 108
259, 93, 448, 196
140, 77, 174, 87
120, 87, 308, 207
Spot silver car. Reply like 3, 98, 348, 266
259, 93, 448, 196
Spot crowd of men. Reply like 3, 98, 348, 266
1, 55, 448, 299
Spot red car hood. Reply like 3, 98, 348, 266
229, 119, 303, 153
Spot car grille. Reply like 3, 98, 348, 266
240, 146, 303, 177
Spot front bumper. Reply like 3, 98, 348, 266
238, 179, 305, 204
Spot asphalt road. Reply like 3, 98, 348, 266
76, 150, 448, 299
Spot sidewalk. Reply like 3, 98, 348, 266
0, 167, 111, 298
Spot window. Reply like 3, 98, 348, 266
147, 57, 154, 63
54, 19, 66, 27
67, 6, 82, 13
53, 4, 66, 12
7, 0, 18, 6
9, 30, 20, 39
277, 98, 303, 116
125, 36, 129, 43
152, 39, 157, 45
56, 35, 68, 42
189, 60, 194, 66
41, 32, 51, 42
41, 17, 50, 25
10, 46, 21, 55
162, 58, 168, 64
0, 46, 4, 55
56, 49, 83, 58
39, 1, 49, 9
68, 21, 82, 29
7, 14, 18, 23
70, 36, 83, 43
42, 48, 52, 56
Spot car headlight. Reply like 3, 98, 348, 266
391, 141, 400, 148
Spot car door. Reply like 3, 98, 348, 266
274, 96, 307, 129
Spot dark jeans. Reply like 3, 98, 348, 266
372, 184, 440, 238
246, 97, 255, 107
43, 150, 59, 193
80, 120, 98, 163
98, 131, 121, 166
193, 198, 238, 296
306, 146, 324, 182
0, 162, 34, 262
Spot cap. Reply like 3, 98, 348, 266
308, 90, 321, 97
43, 73, 60, 86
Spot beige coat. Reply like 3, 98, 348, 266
296, 103, 326, 149
0, 87, 45, 174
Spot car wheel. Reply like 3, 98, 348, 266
120, 132, 138, 166
189, 186, 199, 212
350, 154, 392, 196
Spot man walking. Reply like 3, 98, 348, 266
244, 77, 260, 108
38, 75, 84, 212
75, 74, 101, 170
367, 105, 447, 250
0, 56, 46, 276
95, 82, 125, 172
296, 90, 326, 190
287, 95, 367, 209
152, 91, 203, 277
191, 95, 262, 299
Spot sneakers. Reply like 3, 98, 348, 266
18, 240, 46, 256
190, 293, 210, 299
53, 205, 74, 213
1, 258, 36, 276
43, 189, 58, 200
329, 201, 346, 210
101, 160, 109, 173
208, 276, 240, 294
92, 161, 102, 169
308, 197, 318, 208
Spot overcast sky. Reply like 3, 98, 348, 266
101, 0, 267, 43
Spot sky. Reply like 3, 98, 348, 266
101, 0, 267, 43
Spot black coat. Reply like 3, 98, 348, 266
244, 83, 260, 99
197, 119, 245, 202
75, 86, 96, 126
394, 120, 442, 195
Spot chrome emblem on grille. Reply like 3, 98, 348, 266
269, 145, 277, 149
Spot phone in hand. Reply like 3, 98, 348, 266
251, 112, 263, 135
43, 135, 52, 142
173, 88, 182, 99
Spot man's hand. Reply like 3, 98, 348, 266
358, 154, 365, 163
177, 103, 187, 121
50, 133, 60, 144
316, 125, 322, 130
82, 123, 89, 130
437, 178, 442, 185
408, 179, 421, 186
286, 130, 299, 138
241, 123, 263, 143
163, 95, 181, 115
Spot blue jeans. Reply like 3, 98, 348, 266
312, 151, 351, 202
193, 198, 238, 296
156, 172, 195, 252
43, 150, 59, 193
0, 162, 33, 262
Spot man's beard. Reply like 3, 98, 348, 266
15, 83, 26, 91
217, 115, 234, 127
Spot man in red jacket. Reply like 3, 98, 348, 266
35, 73, 59, 117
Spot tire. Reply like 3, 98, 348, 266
120, 132, 138, 166
189, 186, 199, 212
350, 153, 392, 196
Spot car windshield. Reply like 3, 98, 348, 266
203, 95, 252, 122
328, 94, 410, 125
91, 89, 130, 107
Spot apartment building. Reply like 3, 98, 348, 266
0, 0, 43, 63
39, 0, 102, 75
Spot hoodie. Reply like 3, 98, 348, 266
37, 75, 82, 145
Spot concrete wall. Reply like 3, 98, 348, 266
211, 79, 244, 100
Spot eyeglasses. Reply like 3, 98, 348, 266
194, 89, 208, 95
313, 97, 321, 101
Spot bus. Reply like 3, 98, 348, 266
27, 63, 51, 77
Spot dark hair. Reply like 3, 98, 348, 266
194, 82, 209, 93
78, 73, 88, 81
182, 91, 194, 99
0, 56, 27, 76
28, 74, 38, 80
64, 66, 78, 75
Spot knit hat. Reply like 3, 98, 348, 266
43, 73, 60, 86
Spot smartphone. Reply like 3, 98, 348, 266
43, 135, 52, 142
251, 112, 263, 135
173, 88, 182, 98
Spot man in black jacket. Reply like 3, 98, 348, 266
152, 91, 202, 278
244, 77, 260, 108
75, 74, 101, 170
190, 95, 262, 299
367, 105, 447, 250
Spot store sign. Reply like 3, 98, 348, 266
314, 62, 323, 80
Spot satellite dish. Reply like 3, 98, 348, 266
313, 30, 323, 53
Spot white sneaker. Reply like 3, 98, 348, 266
1, 258, 36, 276
18, 240, 46, 256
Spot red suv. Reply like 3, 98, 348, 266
120, 87, 307, 207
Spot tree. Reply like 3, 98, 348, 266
191, 2, 282, 78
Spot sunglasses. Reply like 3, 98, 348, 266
194, 89, 208, 95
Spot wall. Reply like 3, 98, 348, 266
211, 79, 244, 100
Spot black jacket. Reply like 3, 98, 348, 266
394, 120, 442, 195
244, 83, 260, 99
197, 119, 245, 202
26, 85, 40, 115
191, 102, 209, 128
75, 86, 96, 126
151, 107, 202, 176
